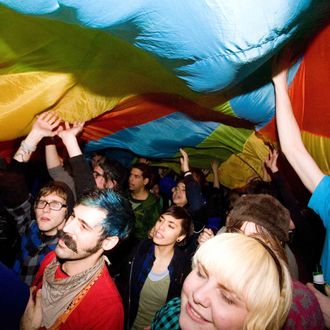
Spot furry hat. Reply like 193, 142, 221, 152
227, 194, 290, 242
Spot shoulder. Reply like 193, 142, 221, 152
283, 280, 324, 330
32, 251, 56, 286
308, 175, 330, 226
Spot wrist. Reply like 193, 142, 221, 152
25, 131, 43, 148
20, 139, 37, 153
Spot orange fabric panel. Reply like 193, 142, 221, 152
290, 25, 330, 138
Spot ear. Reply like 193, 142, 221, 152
176, 233, 186, 244
143, 177, 149, 187
101, 236, 119, 251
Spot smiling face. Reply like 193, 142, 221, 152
34, 193, 67, 236
179, 262, 248, 330
172, 182, 188, 207
152, 214, 186, 247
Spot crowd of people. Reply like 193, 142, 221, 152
0, 58, 329, 330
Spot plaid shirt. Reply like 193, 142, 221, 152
151, 297, 181, 330
6, 196, 58, 286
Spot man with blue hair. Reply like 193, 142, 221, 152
20, 189, 134, 330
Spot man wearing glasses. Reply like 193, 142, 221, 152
1, 112, 74, 285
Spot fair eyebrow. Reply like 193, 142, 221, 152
78, 218, 94, 230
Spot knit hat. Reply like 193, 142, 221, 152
227, 194, 290, 242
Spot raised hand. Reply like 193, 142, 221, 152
264, 149, 279, 173
57, 121, 85, 158
31, 111, 62, 139
14, 111, 62, 163
57, 121, 85, 139
179, 148, 190, 173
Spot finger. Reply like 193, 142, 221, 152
306, 283, 324, 298
50, 118, 61, 129
35, 289, 42, 309
26, 286, 37, 307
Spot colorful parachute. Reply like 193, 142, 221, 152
0, 1, 329, 188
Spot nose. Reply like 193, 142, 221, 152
42, 203, 51, 213
63, 216, 76, 234
158, 222, 166, 231
192, 282, 211, 308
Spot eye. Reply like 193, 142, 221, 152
196, 264, 207, 278
221, 292, 234, 305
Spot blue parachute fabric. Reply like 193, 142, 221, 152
0, 0, 315, 92
229, 59, 301, 129
84, 112, 219, 157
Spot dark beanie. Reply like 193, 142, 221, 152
227, 194, 290, 242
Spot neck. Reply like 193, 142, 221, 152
154, 244, 175, 259
43, 228, 58, 237
132, 188, 148, 200
61, 251, 103, 276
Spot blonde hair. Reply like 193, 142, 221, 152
193, 233, 292, 330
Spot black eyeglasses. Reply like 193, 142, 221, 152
35, 200, 67, 211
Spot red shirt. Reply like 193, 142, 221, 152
33, 252, 124, 330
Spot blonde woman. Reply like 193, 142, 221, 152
152, 233, 292, 330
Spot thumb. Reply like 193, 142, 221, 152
306, 282, 324, 298
35, 289, 42, 308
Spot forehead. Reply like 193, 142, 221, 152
176, 182, 185, 189
161, 214, 181, 224
131, 168, 143, 176
39, 192, 65, 203
73, 204, 107, 228
240, 221, 257, 235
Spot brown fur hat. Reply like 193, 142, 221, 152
227, 194, 290, 242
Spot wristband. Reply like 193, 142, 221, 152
20, 139, 37, 153
183, 170, 191, 176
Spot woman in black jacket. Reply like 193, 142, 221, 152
117, 205, 193, 330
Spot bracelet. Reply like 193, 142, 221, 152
20, 139, 37, 153
183, 170, 191, 176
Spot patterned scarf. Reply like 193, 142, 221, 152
41, 257, 105, 328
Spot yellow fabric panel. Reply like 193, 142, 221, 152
0, 72, 75, 139
302, 131, 330, 175
218, 133, 269, 189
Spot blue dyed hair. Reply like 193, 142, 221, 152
78, 189, 134, 240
